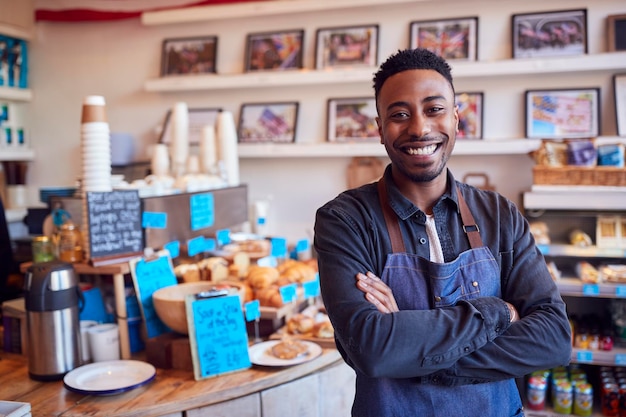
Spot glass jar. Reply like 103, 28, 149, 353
31, 235, 55, 263
58, 221, 84, 263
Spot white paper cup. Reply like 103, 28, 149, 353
87, 323, 120, 362
79, 320, 98, 364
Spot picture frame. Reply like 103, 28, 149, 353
238, 102, 299, 143
525, 88, 600, 139
315, 24, 379, 69
159, 107, 222, 145
327, 97, 379, 143
409, 17, 478, 61
244, 29, 304, 72
607, 14, 626, 52
455, 92, 483, 139
614, 74, 626, 137
512, 9, 587, 59
160, 36, 218, 76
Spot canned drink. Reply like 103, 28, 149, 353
619, 383, 626, 417
526, 375, 547, 411
553, 380, 573, 415
573, 382, 593, 416
603, 382, 620, 416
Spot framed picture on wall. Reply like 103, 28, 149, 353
238, 102, 299, 143
525, 88, 600, 139
327, 97, 379, 142
512, 9, 587, 59
244, 29, 304, 72
159, 107, 222, 144
160, 36, 218, 76
607, 14, 626, 52
614, 74, 626, 137
409, 17, 478, 61
455, 92, 483, 139
314, 24, 379, 69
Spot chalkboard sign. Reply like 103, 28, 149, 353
186, 293, 251, 381
129, 251, 178, 339
86, 190, 143, 265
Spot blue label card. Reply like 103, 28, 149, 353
616, 286, 626, 298
279, 283, 298, 304
296, 239, 309, 252
163, 241, 180, 258
303, 277, 320, 299
257, 256, 277, 268
216, 229, 231, 247
245, 300, 261, 322
270, 237, 288, 258
130, 253, 178, 338
582, 284, 600, 296
204, 238, 216, 252
190, 193, 215, 231
142, 211, 167, 229
616, 354, 626, 365
576, 350, 593, 363
187, 236, 206, 257
186, 294, 251, 380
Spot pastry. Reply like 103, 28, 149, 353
313, 321, 334, 339
270, 339, 309, 360
286, 314, 315, 335
279, 261, 317, 284
255, 285, 283, 307
174, 263, 200, 283
247, 265, 279, 289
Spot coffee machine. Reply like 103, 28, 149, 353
24, 261, 81, 381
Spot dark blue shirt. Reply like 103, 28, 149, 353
314, 165, 571, 385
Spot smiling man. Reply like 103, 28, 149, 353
313, 48, 572, 417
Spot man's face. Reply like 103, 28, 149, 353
376, 69, 458, 184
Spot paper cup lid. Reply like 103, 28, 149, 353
83, 95, 106, 106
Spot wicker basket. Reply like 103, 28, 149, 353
533, 166, 626, 186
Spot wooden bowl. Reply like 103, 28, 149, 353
152, 281, 244, 334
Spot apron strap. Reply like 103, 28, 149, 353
456, 188, 483, 249
377, 179, 484, 253
377, 180, 406, 253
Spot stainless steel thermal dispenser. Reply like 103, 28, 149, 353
24, 260, 81, 381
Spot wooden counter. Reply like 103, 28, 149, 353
0, 348, 355, 417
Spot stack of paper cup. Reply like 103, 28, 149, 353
216, 111, 240, 187
80, 95, 112, 261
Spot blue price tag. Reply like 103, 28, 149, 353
216, 229, 231, 246
616, 286, 626, 298
163, 241, 180, 258
187, 236, 206, 257
142, 211, 167, 229
576, 350, 593, 363
190, 193, 215, 231
271, 237, 288, 258
582, 285, 599, 296
279, 283, 298, 304
303, 276, 320, 298
616, 354, 626, 365
204, 238, 216, 252
296, 239, 309, 252
245, 300, 261, 322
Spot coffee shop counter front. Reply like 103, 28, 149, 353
0, 348, 356, 417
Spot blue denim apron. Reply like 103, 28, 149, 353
349, 181, 524, 417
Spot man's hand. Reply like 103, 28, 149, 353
356, 271, 399, 313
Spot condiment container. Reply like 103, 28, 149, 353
58, 221, 83, 263
32, 236, 55, 262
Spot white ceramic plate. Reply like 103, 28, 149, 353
248, 340, 322, 367
63, 360, 156, 396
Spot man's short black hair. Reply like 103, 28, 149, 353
373, 48, 455, 102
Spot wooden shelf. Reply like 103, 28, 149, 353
571, 346, 626, 367
0, 147, 35, 161
0, 23, 32, 41
144, 52, 626, 93
237, 139, 540, 159
541, 244, 626, 259
556, 277, 626, 299
524, 186, 626, 211
0, 86, 32, 102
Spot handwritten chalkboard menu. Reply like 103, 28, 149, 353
86, 190, 143, 265
186, 294, 251, 380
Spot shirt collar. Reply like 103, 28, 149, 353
381, 165, 460, 221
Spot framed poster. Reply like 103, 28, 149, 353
614, 74, 626, 137
244, 29, 304, 72
455, 92, 483, 139
327, 97, 379, 142
238, 102, 299, 143
161, 36, 218, 76
525, 88, 600, 139
315, 24, 379, 69
607, 14, 626, 52
409, 17, 478, 61
512, 9, 587, 59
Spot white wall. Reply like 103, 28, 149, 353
20, 0, 625, 242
